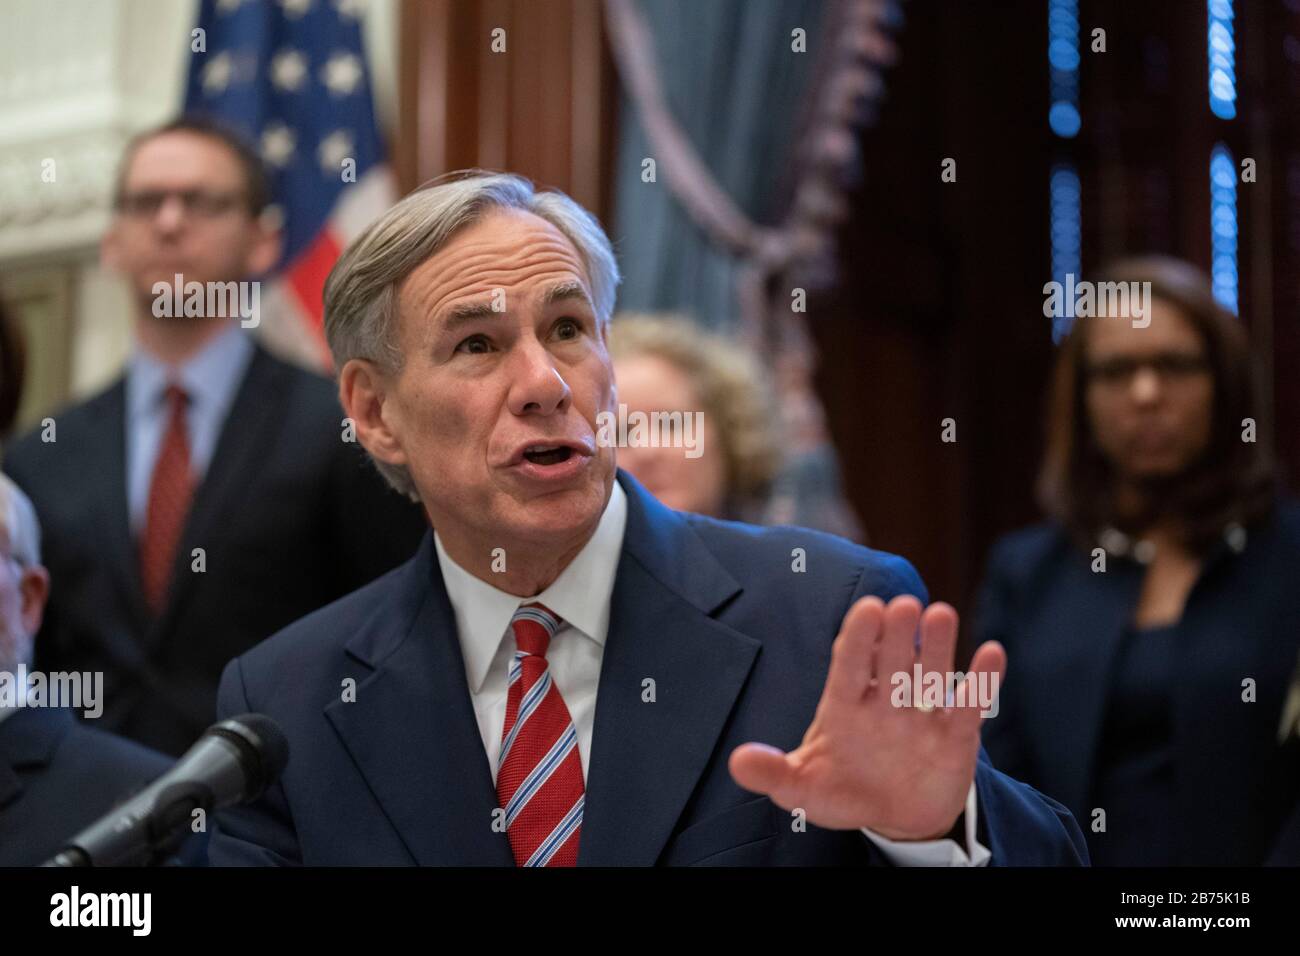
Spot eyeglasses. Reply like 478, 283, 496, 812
115, 189, 248, 220
1085, 352, 1210, 388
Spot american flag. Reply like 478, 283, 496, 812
184, 0, 394, 368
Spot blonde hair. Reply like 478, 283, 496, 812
608, 314, 781, 506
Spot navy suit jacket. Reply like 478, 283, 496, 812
978, 502, 1300, 865
210, 472, 1087, 866
0, 707, 171, 866
2, 344, 428, 756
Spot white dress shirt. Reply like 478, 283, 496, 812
434, 481, 990, 866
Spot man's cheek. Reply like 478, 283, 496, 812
441, 404, 484, 453
582, 378, 617, 420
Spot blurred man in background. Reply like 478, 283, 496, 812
3, 117, 427, 756
0, 474, 178, 866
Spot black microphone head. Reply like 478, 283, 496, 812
210, 713, 289, 799
40, 713, 291, 867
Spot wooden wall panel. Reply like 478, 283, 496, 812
396, 0, 615, 220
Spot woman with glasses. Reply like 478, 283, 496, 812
977, 255, 1300, 865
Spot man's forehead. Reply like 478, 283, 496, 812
400, 208, 593, 317
124, 132, 244, 186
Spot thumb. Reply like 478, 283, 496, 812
728, 742, 794, 797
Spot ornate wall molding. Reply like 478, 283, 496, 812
0, 0, 196, 263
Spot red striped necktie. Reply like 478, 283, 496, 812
495, 602, 585, 866
140, 383, 194, 616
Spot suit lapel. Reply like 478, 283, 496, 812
0, 708, 73, 809
323, 536, 514, 865
320, 474, 756, 866
150, 346, 286, 647
88, 382, 151, 640
577, 474, 756, 865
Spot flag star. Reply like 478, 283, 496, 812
270, 49, 309, 92
279, 0, 312, 18
200, 52, 234, 95
318, 130, 354, 172
216, 0, 246, 13
334, 0, 367, 18
261, 123, 297, 167
320, 52, 364, 96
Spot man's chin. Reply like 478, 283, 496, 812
500, 481, 610, 540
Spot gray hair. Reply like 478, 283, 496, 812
323, 171, 621, 500
0, 473, 40, 568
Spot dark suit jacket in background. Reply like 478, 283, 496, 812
209, 471, 1087, 866
0, 707, 172, 866
977, 502, 1300, 865
2, 344, 428, 756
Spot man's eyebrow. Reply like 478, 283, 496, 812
438, 281, 594, 331
541, 281, 593, 310
442, 300, 501, 330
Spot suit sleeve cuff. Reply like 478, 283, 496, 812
859, 781, 991, 866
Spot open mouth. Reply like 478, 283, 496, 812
522, 445, 575, 466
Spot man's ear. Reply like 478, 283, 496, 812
19, 565, 49, 638
245, 213, 283, 276
339, 358, 409, 470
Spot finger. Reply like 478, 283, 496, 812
728, 742, 796, 800
824, 596, 885, 704
949, 640, 1008, 732
968, 639, 1007, 687
918, 602, 959, 686
874, 595, 922, 699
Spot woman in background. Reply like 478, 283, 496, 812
978, 256, 1300, 865
608, 314, 780, 520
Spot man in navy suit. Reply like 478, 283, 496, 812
0, 474, 184, 866
210, 172, 1087, 866
3, 118, 427, 756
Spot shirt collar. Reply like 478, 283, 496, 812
435, 481, 629, 694
126, 321, 254, 420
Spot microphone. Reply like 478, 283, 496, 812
43, 713, 289, 867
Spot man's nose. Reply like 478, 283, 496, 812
506, 339, 571, 416
1130, 366, 1161, 404
152, 195, 188, 233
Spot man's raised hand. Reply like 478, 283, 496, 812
728, 595, 1006, 840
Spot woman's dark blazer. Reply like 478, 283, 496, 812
976, 500, 1300, 865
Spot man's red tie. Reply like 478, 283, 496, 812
140, 384, 194, 616
495, 603, 585, 866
